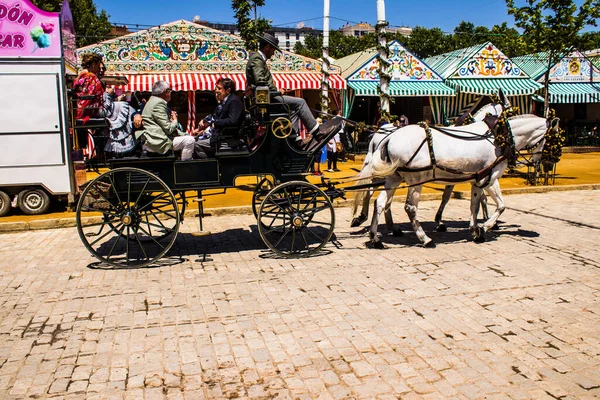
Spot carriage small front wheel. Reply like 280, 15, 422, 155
257, 181, 335, 257
76, 167, 180, 268
252, 176, 276, 219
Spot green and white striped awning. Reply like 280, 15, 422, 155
447, 78, 542, 96
547, 83, 600, 103
348, 81, 455, 97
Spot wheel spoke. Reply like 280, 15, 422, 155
87, 182, 120, 211
138, 191, 171, 211
137, 225, 167, 250
105, 224, 125, 260
134, 229, 149, 260
125, 226, 130, 265
296, 186, 304, 210
273, 227, 292, 249
138, 220, 176, 234
80, 205, 120, 216
107, 174, 124, 205
300, 230, 310, 250
301, 191, 319, 212
132, 176, 152, 209
304, 226, 326, 245
141, 208, 178, 220
304, 219, 333, 228
80, 219, 119, 229
89, 221, 125, 247
300, 203, 331, 218
126, 172, 132, 210
290, 230, 297, 253
145, 213, 153, 237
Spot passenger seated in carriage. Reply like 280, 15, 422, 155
102, 87, 138, 157
193, 77, 245, 156
136, 80, 195, 160
73, 53, 105, 119
245, 33, 324, 147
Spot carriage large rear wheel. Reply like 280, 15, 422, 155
76, 167, 180, 268
257, 181, 335, 257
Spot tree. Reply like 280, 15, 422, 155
402, 26, 452, 58
489, 22, 530, 57
577, 30, 600, 51
506, 0, 600, 115
294, 31, 377, 60
452, 21, 490, 50
31, 0, 112, 47
231, 0, 272, 50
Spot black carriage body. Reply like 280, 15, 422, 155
107, 131, 315, 191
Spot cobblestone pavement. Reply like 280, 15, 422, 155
0, 190, 599, 399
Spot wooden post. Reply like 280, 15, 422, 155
376, 0, 389, 114
321, 0, 331, 116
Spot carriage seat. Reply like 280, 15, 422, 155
140, 149, 176, 159
75, 118, 108, 130
214, 124, 249, 157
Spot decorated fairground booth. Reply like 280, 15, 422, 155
335, 40, 455, 126
425, 42, 542, 122
77, 20, 346, 133
513, 51, 600, 146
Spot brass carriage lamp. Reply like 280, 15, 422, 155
255, 86, 270, 104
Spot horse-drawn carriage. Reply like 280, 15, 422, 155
76, 86, 346, 267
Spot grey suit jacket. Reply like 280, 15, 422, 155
245, 51, 277, 92
138, 96, 185, 154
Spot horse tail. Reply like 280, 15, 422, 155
370, 135, 401, 178
351, 134, 378, 218
351, 156, 374, 218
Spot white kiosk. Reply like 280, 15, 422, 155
0, 0, 77, 216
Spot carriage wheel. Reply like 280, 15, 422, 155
257, 181, 335, 258
252, 176, 276, 219
76, 167, 180, 268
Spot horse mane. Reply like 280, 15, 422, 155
507, 114, 537, 121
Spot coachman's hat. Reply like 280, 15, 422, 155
259, 32, 281, 51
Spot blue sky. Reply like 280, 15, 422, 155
94, 0, 519, 33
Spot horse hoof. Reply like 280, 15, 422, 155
392, 229, 404, 237
351, 214, 368, 227
491, 223, 500, 231
373, 241, 385, 249
436, 224, 447, 232
474, 235, 486, 243
423, 240, 436, 248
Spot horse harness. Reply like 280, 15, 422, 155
393, 119, 512, 188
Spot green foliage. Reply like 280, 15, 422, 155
295, 31, 377, 60
506, 0, 600, 113
231, 0, 272, 50
577, 30, 600, 51
400, 26, 452, 58
542, 110, 566, 164
31, 0, 112, 47
506, 0, 599, 61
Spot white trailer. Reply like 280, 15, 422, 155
0, 0, 77, 216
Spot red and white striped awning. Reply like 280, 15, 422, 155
116, 73, 346, 92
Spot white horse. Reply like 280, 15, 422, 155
351, 102, 504, 233
359, 114, 558, 247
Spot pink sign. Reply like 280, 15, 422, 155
0, 0, 60, 57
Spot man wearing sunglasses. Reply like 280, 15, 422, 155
136, 80, 195, 160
